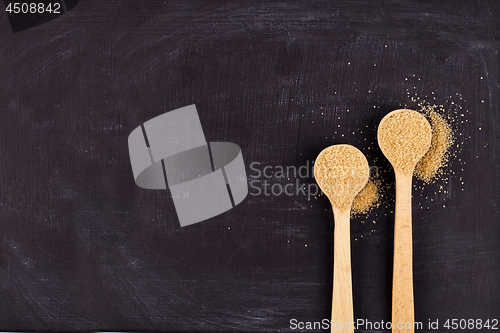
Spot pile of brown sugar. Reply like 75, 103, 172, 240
414, 105, 454, 183
351, 178, 381, 214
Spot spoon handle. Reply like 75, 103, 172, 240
331, 208, 354, 333
392, 172, 415, 333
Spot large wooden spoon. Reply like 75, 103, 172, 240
314, 144, 370, 333
377, 109, 432, 333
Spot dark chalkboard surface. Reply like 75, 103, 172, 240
0, 0, 498, 331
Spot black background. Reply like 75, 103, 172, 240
0, 1, 498, 332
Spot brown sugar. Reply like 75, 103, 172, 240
323, 102, 456, 218
314, 145, 369, 212
377, 110, 432, 175
351, 179, 381, 214
415, 106, 454, 183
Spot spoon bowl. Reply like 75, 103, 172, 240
315, 144, 370, 210
378, 109, 432, 174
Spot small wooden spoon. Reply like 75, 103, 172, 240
377, 109, 432, 333
314, 144, 370, 333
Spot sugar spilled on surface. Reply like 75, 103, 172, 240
414, 104, 454, 183
350, 103, 455, 218
351, 178, 381, 215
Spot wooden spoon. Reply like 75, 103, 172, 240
377, 109, 432, 333
314, 144, 370, 333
